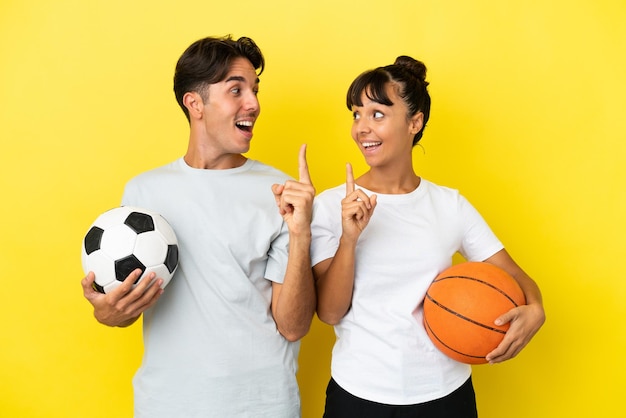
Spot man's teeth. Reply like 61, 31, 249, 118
363, 142, 381, 148
236, 120, 253, 127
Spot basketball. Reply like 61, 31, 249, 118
423, 262, 526, 364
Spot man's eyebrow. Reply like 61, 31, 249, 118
225, 75, 260, 84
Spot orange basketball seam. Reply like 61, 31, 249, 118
424, 293, 507, 334
434, 275, 522, 306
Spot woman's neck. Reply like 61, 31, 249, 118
357, 169, 421, 194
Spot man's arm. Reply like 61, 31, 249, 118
271, 230, 315, 341
270, 144, 316, 341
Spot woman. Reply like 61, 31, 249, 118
310, 56, 545, 417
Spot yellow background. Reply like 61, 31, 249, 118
1, 1, 624, 417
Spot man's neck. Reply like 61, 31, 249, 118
183, 149, 247, 170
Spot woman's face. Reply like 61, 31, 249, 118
350, 82, 423, 169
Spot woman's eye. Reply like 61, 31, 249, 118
352, 112, 360, 120
231, 88, 240, 94
374, 111, 384, 119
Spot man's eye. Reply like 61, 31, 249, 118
231, 88, 240, 94
352, 112, 360, 120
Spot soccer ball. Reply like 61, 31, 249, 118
81, 206, 179, 294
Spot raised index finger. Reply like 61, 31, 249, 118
298, 144, 312, 185
345, 163, 355, 196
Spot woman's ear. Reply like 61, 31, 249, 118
410, 112, 424, 134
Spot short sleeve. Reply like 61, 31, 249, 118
310, 187, 343, 267
458, 195, 504, 261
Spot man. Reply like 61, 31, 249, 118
81, 35, 316, 417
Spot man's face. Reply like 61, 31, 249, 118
201, 57, 260, 154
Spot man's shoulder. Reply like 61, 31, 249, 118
127, 158, 181, 182
122, 159, 182, 197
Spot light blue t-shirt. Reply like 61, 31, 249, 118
123, 157, 300, 418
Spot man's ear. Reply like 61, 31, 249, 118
183, 92, 204, 119
409, 112, 424, 134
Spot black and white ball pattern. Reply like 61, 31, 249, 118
81, 206, 179, 294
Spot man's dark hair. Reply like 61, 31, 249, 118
173, 35, 265, 121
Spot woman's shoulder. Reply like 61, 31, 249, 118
317, 183, 346, 198
421, 178, 462, 199
313, 184, 346, 211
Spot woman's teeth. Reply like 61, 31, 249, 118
363, 142, 381, 148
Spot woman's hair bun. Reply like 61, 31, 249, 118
394, 55, 428, 86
